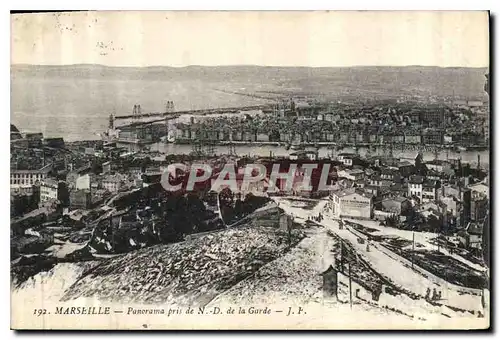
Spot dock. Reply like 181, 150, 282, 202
114, 105, 271, 120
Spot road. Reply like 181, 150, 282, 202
272, 197, 488, 319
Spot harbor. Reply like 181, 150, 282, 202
11, 74, 491, 330
101, 99, 490, 168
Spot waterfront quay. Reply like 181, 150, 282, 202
170, 99, 488, 151
114, 104, 272, 120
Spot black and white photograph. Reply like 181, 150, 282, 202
10, 10, 490, 330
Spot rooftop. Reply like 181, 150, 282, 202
338, 152, 357, 157
409, 175, 424, 184
73, 164, 92, 174
290, 150, 318, 157
400, 152, 422, 160
332, 187, 373, 199
103, 174, 127, 183
41, 178, 59, 187
11, 163, 52, 174
348, 169, 365, 175
441, 195, 460, 204
425, 159, 451, 166
295, 102, 311, 109
389, 183, 407, 191
423, 180, 438, 188
384, 196, 408, 203
397, 161, 413, 167
381, 168, 399, 175
466, 222, 483, 235
469, 182, 489, 190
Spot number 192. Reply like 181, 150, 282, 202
33, 309, 47, 316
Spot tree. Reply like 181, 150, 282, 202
219, 187, 234, 208
233, 199, 244, 219
57, 182, 70, 208
12, 195, 30, 217
427, 215, 443, 233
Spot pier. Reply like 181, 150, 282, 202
116, 116, 180, 130
114, 104, 272, 120
108, 104, 272, 152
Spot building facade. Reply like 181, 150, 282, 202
422, 180, 439, 203
102, 175, 125, 193
69, 189, 92, 210
471, 195, 488, 222
331, 188, 373, 219
408, 175, 424, 201
40, 179, 59, 203
10, 164, 52, 194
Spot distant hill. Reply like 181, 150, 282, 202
11, 64, 488, 100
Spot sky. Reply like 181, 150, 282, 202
11, 11, 489, 68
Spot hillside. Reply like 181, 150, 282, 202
60, 224, 304, 306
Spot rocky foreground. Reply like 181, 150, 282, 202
59, 224, 304, 306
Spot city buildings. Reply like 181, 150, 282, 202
471, 194, 488, 222
458, 221, 484, 251
380, 197, 411, 215
399, 152, 423, 167
408, 175, 424, 201
337, 168, 365, 181
70, 189, 92, 210
469, 182, 489, 199
10, 164, 52, 194
422, 180, 439, 203
425, 160, 453, 174
102, 174, 126, 193
337, 153, 362, 167
40, 178, 59, 203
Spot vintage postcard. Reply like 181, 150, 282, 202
10, 11, 490, 330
